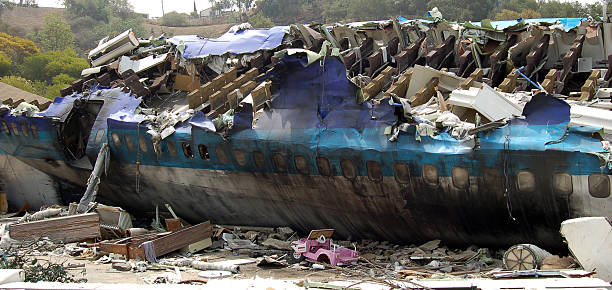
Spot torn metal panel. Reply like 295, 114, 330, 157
406, 65, 473, 97
449, 83, 522, 121
118, 53, 168, 75
167, 27, 287, 59
561, 217, 612, 282
89, 29, 139, 67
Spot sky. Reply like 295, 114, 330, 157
32, 0, 605, 18
35, 0, 213, 18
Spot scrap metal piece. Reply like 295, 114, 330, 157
561, 217, 612, 282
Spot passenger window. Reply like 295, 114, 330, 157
393, 163, 410, 184
316, 157, 332, 176
30, 125, 38, 139
422, 164, 438, 185
366, 161, 383, 182
166, 140, 177, 157
553, 172, 572, 195
484, 168, 502, 190
273, 153, 287, 172
20, 124, 28, 137
517, 170, 536, 192
182, 142, 194, 158
124, 135, 134, 151
341, 159, 356, 179
1, 122, 10, 135
138, 135, 148, 152
253, 151, 265, 168
10, 123, 19, 136
234, 150, 247, 166
198, 144, 210, 160
94, 129, 104, 144
588, 174, 610, 198
111, 132, 121, 148
215, 146, 228, 164
452, 167, 469, 189
294, 155, 309, 175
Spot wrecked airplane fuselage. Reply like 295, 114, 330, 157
1, 18, 612, 249
1, 53, 610, 249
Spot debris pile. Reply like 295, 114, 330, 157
0, 203, 609, 286
1, 13, 612, 288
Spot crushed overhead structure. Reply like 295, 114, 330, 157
0, 15, 612, 248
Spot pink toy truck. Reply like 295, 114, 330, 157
289, 229, 358, 266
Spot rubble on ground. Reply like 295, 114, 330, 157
0, 12, 612, 289
0, 204, 607, 287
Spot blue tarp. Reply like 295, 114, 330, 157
398, 16, 584, 31
167, 27, 287, 59
471, 17, 585, 31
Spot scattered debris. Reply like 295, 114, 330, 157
8, 213, 100, 243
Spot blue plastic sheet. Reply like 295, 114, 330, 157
253, 52, 396, 131
522, 93, 571, 125
189, 111, 216, 132
167, 27, 287, 59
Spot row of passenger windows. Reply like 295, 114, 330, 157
110, 132, 610, 199
1, 121, 39, 139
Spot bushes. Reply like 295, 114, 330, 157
36, 14, 75, 52
0, 51, 10, 76
0, 32, 39, 63
162, 12, 188, 27
20, 49, 88, 84
248, 12, 274, 28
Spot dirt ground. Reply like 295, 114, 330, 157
37, 249, 349, 285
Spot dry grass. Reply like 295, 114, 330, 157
1, 6, 233, 39
145, 23, 234, 38
0, 7, 69, 34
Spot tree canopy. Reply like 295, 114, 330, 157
36, 14, 75, 52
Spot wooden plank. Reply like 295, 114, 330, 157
165, 218, 182, 232
132, 221, 212, 259
9, 213, 100, 243
100, 242, 129, 256
153, 221, 211, 256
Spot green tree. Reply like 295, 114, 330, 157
0, 32, 39, 63
0, 51, 11, 76
493, 8, 541, 20
162, 12, 189, 26
20, 49, 88, 84
63, 0, 110, 22
37, 14, 75, 52
538, 1, 596, 18
316, 0, 350, 23
248, 12, 274, 28
44, 73, 76, 99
